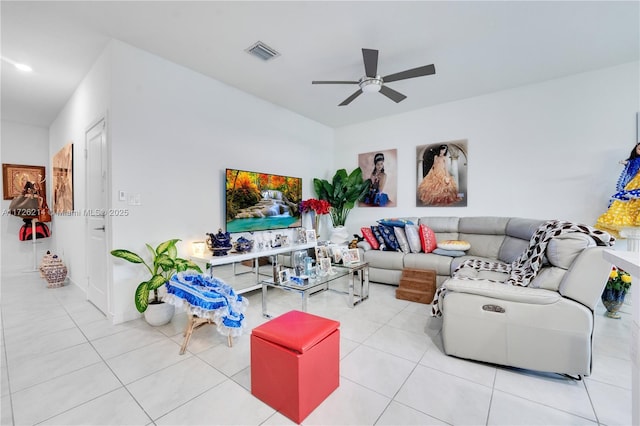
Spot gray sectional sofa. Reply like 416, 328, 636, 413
358, 215, 614, 376
359, 216, 546, 286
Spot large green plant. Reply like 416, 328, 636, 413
111, 239, 202, 313
313, 168, 371, 227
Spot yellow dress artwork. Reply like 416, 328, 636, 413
596, 143, 640, 238
418, 154, 459, 206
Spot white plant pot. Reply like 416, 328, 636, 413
144, 301, 175, 326
330, 225, 350, 245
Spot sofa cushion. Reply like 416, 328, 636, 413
546, 233, 595, 269
419, 217, 459, 242
394, 226, 411, 253
419, 224, 437, 253
361, 227, 379, 250
438, 240, 471, 251
458, 217, 509, 235
404, 224, 422, 253
454, 267, 510, 282
364, 249, 405, 270
371, 226, 386, 250
378, 224, 400, 251
498, 236, 531, 264
433, 248, 466, 257
403, 252, 452, 276
459, 233, 505, 260
378, 218, 414, 227
453, 258, 510, 279
529, 266, 567, 291
444, 278, 562, 304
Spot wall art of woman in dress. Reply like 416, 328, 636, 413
417, 144, 461, 206
596, 142, 640, 237
363, 152, 390, 206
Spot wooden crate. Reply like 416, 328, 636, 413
241, 257, 271, 268
395, 268, 436, 304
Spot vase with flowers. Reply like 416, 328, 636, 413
601, 266, 632, 319
299, 198, 331, 239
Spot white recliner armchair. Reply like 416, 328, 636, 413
441, 232, 613, 377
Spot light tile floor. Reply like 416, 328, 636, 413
0, 265, 633, 425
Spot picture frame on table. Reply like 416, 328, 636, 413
305, 229, 317, 243
278, 269, 291, 284
329, 245, 343, 263
315, 245, 330, 259
318, 258, 332, 275
342, 248, 361, 264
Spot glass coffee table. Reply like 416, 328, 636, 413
261, 261, 369, 317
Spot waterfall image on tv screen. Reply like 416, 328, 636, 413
225, 168, 302, 233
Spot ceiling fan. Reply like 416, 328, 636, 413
312, 48, 436, 106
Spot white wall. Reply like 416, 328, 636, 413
48, 44, 112, 289
50, 40, 334, 323
336, 61, 640, 241
0, 120, 52, 273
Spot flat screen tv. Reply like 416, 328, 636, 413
225, 168, 302, 233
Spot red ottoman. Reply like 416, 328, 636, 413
251, 310, 340, 424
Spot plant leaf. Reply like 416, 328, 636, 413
134, 282, 150, 313
175, 258, 203, 273
110, 249, 144, 264
147, 274, 167, 291
157, 239, 180, 255
155, 253, 175, 272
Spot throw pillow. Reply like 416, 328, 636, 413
393, 226, 411, 253
418, 224, 437, 253
378, 224, 400, 251
371, 226, 387, 251
361, 227, 380, 250
433, 248, 466, 257
377, 218, 414, 228
437, 240, 471, 251
404, 224, 422, 253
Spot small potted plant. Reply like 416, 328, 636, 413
111, 239, 202, 326
601, 266, 632, 319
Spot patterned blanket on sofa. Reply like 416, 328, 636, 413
430, 220, 614, 317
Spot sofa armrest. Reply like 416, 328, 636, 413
357, 241, 373, 251
445, 278, 561, 305
559, 246, 611, 310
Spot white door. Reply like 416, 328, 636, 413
86, 119, 109, 315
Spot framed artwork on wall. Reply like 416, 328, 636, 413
358, 148, 397, 207
416, 140, 468, 207
53, 143, 74, 214
2, 163, 46, 200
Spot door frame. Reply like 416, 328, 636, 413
84, 114, 113, 320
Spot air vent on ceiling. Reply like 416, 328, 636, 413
245, 41, 280, 61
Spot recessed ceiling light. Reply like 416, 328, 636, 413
15, 63, 33, 72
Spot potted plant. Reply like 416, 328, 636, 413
111, 239, 202, 326
601, 266, 632, 319
313, 168, 370, 244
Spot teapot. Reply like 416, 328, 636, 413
206, 228, 232, 256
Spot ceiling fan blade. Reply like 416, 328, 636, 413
379, 85, 407, 103
362, 48, 379, 78
383, 64, 436, 83
339, 89, 363, 106
312, 81, 359, 84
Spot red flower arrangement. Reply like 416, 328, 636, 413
299, 198, 331, 215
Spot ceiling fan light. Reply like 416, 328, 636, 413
360, 77, 382, 93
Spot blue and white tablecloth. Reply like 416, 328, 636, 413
164, 272, 248, 337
